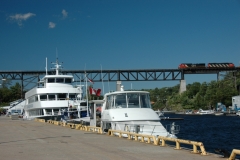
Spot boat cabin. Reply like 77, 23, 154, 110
104, 91, 151, 110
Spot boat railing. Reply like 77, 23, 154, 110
53, 111, 60, 115
165, 122, 180, 135
120, 123, 178, 136
37, 86, 45, 88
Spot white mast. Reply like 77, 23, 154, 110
101, 64, 104, 95
45, 57, 48, 75
85, 72, 89, 117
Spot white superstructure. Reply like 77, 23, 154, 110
100, 86, 179, 139
24, 58, 88, 120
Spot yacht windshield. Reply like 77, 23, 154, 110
105, 92, 151, 109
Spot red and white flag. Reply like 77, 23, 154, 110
87, 78, 94, 84
89, 87, 101, 96
96, 89, 101, 96
89, 87, 96, 95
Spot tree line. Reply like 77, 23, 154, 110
0, 80, 22, 107
145, 72, 240, 111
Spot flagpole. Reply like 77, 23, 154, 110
101, 64, 104, 95
85, 72, 89, 117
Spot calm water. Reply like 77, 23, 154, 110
160, 113, 240, 154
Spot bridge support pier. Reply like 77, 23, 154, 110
179, 80, 186, 94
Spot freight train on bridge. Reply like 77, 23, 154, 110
178, 63, 235, 69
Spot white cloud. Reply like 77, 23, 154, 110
9, 12, 36, 26
49, 22, 56, 28
62, 9, 68, 19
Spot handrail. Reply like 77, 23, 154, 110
86, 126, 103, 134
108, 129, 207, 155
156, 135, 207, 155
228, 149, 240, 160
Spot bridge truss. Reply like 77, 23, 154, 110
0, 68, 238, 97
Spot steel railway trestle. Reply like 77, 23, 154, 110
0, 67, 239, 97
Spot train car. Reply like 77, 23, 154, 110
207, 63, 235, 68
178, 63, 206, 69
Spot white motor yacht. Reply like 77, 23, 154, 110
23, 58, 88, 120
100, 85, 179, 139
196, 109, 215, 115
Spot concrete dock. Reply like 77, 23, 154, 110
0, 116, 227, 160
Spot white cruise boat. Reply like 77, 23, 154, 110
99, 85, 179, 139
23, 58, 88, 120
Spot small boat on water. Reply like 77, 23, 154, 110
196, 109, 215, 115
214, 112, 224, 116
22, 58, 89, 120
236, 111, 240, 116
97, 85, 179, 139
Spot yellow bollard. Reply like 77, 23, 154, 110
175, 141, 181, 150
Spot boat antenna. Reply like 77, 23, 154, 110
51, 48, 62, 76
100, 64, 105, 95
56, 47, 58, 60
45, 57, 48, 75
80, 74, 82, 89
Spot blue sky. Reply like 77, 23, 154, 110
0, 0, 240, 90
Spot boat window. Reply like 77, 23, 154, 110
127, 93, 140, 108
69, 94, 76, 100
48, 78, 55, 83
40, 95, 47, 101
65, 78, 72, 83
29, 109, 43, 116
115, 94, 127, 108
106, 95, 114, 110
48, 94, 55, 100
53, 109, 60, 115
57, 93, 67, 100
80, 102, 87, 106
56, 78, 64, 83
140, 94, 151, 108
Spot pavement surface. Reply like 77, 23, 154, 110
0, 116, 229, 160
